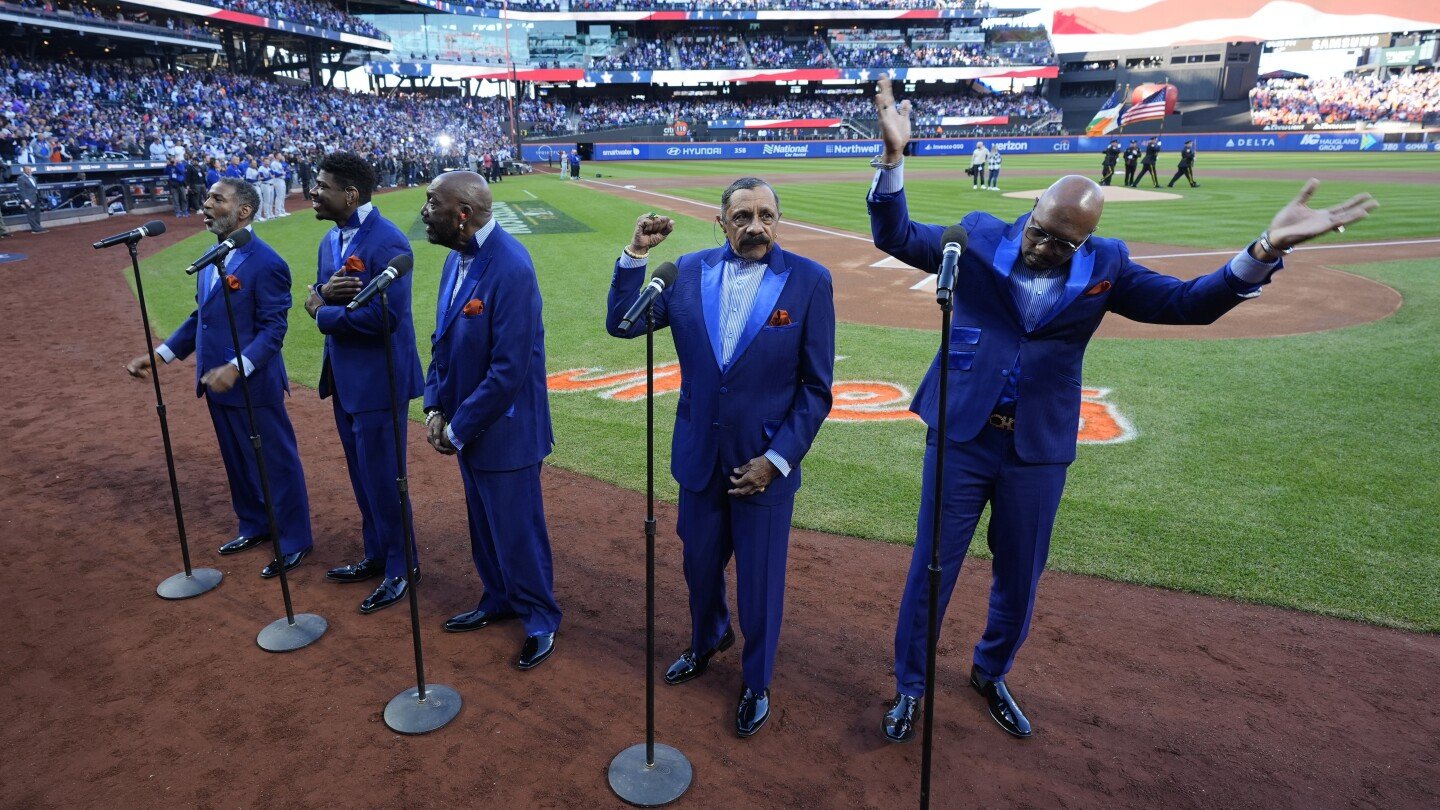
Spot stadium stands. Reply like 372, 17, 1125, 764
172, 0, 387, 39
1249, 74, 1440, 127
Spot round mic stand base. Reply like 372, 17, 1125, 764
608, 742, 693, 807
256, 613, 328, 652
384, 684, 463, 735
156, 568, 223, 600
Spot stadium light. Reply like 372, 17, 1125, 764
436, 134, 453, 149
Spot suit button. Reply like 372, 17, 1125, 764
1000, 369, 1008, 377
711, 422, 720, 429
720, 387, 728, 394
201, 325, 208, 330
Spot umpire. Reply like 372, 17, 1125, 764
1168, 140, 1199, 188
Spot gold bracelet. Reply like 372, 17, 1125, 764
622, 245, 648, 261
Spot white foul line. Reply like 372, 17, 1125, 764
1132, 237, 1440, 260
584, 178, 874, 243
523, 189, 538, 199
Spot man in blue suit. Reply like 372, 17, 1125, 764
301, 151, 422, 615
127, 178, 314, 578
867, 76, 1378, 741
421, 171, 562, 671
606, 178, 836, 738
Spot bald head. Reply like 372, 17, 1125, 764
1021, 175, 1104, 271
423, 170, 493, 251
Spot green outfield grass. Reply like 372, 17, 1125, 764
133, 153, 1440, 632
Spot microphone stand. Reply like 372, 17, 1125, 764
919, 279, 954, 809
376, 288, 462, 734
206, 257, 327, 652
127, 239, 222, 600
608, 303, 692, 807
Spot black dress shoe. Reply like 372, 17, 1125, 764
882, 693, 920, 743
359, 576, 410, 614
443, 606, 519, 633
663, 627, 735, 686
970, 666, 1032, 738
218, 534, 267, 555
260, 547, 310, 579
735, 687, 770, 738
326, 557, 383, 583
516, 632, 556, 670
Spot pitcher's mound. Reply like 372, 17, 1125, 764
1002, 187, 1183, 202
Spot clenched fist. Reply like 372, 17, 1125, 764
630, 212, 675, 257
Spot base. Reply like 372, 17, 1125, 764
384, 684, 463, 735
156, 568, 222, 600
608, 742, 694, 807
256, 613, 327, 652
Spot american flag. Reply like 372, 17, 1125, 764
1120, 89, 1169, 126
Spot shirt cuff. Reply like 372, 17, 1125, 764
228, 355, 256, 377
764, 449, 791, 478
155, 344, 177, 363
445, 423, 464, 452
617, 250, 649, 269
869, 164, 905, 199
1225, 246, 1281, 298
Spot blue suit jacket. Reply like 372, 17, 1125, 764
314, 208, 423, 414
424, 225, 554, 472
162, 232, 292, 408
606, 243, 835, 504
869, 188, 1266, 464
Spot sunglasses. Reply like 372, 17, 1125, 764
1025, 207, 1092, 253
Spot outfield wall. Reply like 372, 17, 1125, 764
522, 131, 1439, 163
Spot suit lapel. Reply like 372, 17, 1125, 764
724, 246, 791, 372
203, 241, 251, 308
988, 220, 1026, 326
437, 248, 491, 340
699, 248, 725, 369
1033, 241, 1096, 332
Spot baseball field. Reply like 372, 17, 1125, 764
137, 151, 1440, 631
4, 150, 1436, 807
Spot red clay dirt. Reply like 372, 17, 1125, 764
1, 211, 1437, 808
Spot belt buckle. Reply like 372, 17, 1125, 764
988, 413, 1015, 431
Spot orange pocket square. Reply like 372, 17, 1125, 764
1083, 280, 1112, 297
462, 298, 484, 316
768, 309, 792, 327
225, 274, 242, 291
343, 256, 366, 274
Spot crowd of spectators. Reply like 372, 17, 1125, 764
190, 0, 387, 40
572, 90, 1051, 132
673, 35, 748, 70
747, 35, 834, 69
12, 0, 215, 39
1249, 73, 1440, 126
518, 97, 571, 135
592, 38, 671, 70
566, 0, 974, 10
0, 54, 517, 172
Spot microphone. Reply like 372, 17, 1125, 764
92, 220, 166, 249
935, 223, 969, 305
346, 254, 414, 311
185, 228, 253, 275
618, 261, 679, 331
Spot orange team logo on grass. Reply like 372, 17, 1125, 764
343, 256, 366, 274
547, 363, 1135, 443
225, 274, 242, 291
463, 298, 485, 316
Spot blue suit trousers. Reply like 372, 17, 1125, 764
333, 401, 416, 578
457, 460, 561, 636
894, 425, 1068, 697
206, 397, 312, 555
678, 473, 795, 693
